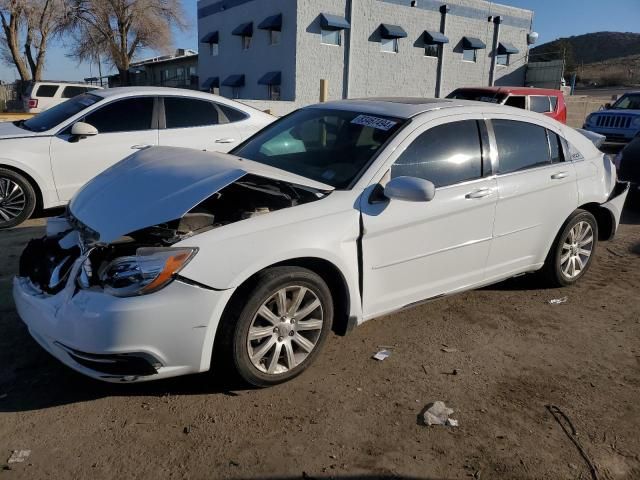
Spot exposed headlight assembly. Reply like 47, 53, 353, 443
98, 247, 198, 297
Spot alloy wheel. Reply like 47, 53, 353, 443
560, 221, 594, 279
247, 285, 324, 375
0, 176, 27, 224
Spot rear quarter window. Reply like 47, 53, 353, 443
34, 85, 59, 97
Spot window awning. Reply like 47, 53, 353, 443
258, 14, 282, 31
200, 31, 219, 43
222, 74, 245, 87
498, 42, 519, 54
202, 77, 219, 89
463, 36, 486, 49
232, 22, 253, 36
258, 71, 281, 86
380, 24, 408, 39
320, 13, 350, 30
424, 30, 449, 44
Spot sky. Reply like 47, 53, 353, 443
0, 0, 639, 83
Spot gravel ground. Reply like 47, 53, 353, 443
1, 201, 639, 480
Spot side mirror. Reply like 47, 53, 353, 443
604, 103, 612, 110
384, 176, 436, 202
70, 122, 98, 140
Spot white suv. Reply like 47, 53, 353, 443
0, 87, 275, 228
13, 98, 629, 387
23, 81, 102, 113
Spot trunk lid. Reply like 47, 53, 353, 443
69, 146, 333, 243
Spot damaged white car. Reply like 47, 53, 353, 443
14, 98, 629, 387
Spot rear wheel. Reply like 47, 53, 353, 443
542, 210, 598, 287
0, 168, 36, 229
220, 267, 333, 387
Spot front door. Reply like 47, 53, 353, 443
158, 96, 243, 152
360, 118, 497, 319
49, 96, 158, 201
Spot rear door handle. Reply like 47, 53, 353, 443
551, 171, 569, 180
465, 188, 494, 199
131, 144, 152, 150
215, 138, 237, 144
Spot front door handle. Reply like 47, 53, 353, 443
465, 188, 494, 199
215, 138, 237, 144
131, 144, 152, 150
551, 171, 569, 180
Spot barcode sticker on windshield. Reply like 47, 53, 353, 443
351, 115, 397, 131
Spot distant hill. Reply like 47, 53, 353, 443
531, 32, 640, 65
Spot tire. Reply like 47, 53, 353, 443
218, 266, 333, 387
542, 210, 598, 287
0, 168, 37, 229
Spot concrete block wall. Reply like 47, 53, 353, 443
565, 96, 608, 129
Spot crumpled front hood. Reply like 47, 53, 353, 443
0, 121, 44, 139
69, 146, 333, 243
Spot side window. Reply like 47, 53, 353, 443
550, 96, 559, 111
391, 120, 483, 187
35, 85, 59, 97
164, 97, 219, 128
217, 104, 248, 123
62, 86, 88, 98
493, 120, 551, 174
530, 96, 552, 113
504, 96, 526, 109
84, 97, 154, 134
547, 130, 564, 163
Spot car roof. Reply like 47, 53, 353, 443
92, 86, 222, 100
308, 97, 479, 119
453, 86, 563, 96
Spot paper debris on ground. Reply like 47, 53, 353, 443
8, 450, 31, 464
441, 347, 458, 353
548, 296, 568, 305
372, 349, 391, 361
421, 401, 458, 427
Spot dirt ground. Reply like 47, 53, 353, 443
1, 200, 639, 480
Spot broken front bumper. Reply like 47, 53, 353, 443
601, 181, 630, 239
13, 271, 226, 383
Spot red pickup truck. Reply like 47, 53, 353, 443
447, 87, 567, 124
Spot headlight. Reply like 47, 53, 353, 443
98, 247, 198, 297
632, 117, 640, 127
585, 114, 594, 125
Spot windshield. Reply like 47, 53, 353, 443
611, 94, 640, 110
446, 89, 506, 104
20, 93, 102, 132
232, 108, 406, 189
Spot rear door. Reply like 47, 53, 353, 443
49, 96, 159, 201
158, 96, 245, 152
360, 117, 497, 318
485, 116, 578, 281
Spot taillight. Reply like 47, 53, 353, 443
28, 98, 38, 109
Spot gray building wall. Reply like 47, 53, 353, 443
198, 0, 298, 100
198, 0, 533, 110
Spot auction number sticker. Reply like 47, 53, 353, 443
351, 115, 397, 131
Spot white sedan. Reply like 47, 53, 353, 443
14, 98, 628, 387
0, 87, 275, 228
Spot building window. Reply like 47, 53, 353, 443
242, 35, 251, 50
321, 28, 341, 46
463, 48, 477, 62
381, 37, 398, 53
268, 84, 281, 101
210, 43, 219, 56
425, 44, 439, 58
269, 30, 281, 45
496, 53, 509, 66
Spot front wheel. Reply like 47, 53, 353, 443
543, 210, 598, 287
0, 168, 36, 229
221, 266, 333, 387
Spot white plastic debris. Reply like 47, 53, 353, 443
8, 450, 31, 464
441, 347, 458, 353
422, 401, 458, 427
548, 296, 568, 305
372, 349, 391, 361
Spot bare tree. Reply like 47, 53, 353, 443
0, 0, 68, 81
69, 0, 186, 86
